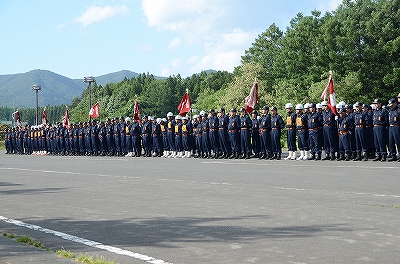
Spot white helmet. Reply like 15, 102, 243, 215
295, 104, 304, 110
156, 118, 162, 124
371, 104, 376, 110
148, 116, 153, 121
304, 103, 310, 109
175, 115, 182, 120
321, 101, 328, 106
339, 101, 346, 107
316, 103, 322, 109
182, 116, 188, 120
167, 112, 173, 117
285, 103, 293, 109
199, 110, 206, 116
162, 118, 167, 122
125, 117, 131, 122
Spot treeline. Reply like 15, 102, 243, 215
0, 105, 68, 125
68, 71, 233, 122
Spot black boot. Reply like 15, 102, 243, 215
381, 154, 387, 162
270, 153, 277, 160
353, 152, 361, 161
388, 155, 397, 162
315, 153, 321, 160
321, 154, 330, 160
235, 152, 240, 159
308, 153, 315, 160
330, 153, 336, 161
259, 153, 265, 159
245, 153, 251, 159
276, 153, 281, 160
337, 153, 344, 161
372, 154, 381, 161
363, 152, 369, 161
345, 154, 350, 161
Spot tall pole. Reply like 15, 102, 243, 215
32, 85, 41, 126
84, 76, 95, 120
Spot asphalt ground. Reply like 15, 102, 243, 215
0, 152, 400, 264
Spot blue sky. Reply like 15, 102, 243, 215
0, 0, 341, 79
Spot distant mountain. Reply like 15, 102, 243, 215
0, 70, 148, 108
0, 69, 86, 108
75, 70, 140, 86
0, 69, 205, 108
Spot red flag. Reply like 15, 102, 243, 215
12, 109, 21, 126
133, 100, 141, 121
326, 74, 338, 115
42, 107, 48, 125
244, 81, 258, 113
89, 102, 100, 119
63, 107, 70, 129
178, 92, 191, 117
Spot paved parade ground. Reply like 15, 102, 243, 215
1, 153, 400, 263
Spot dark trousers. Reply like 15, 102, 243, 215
286, 129, 297, 151
260, 130, 271, 154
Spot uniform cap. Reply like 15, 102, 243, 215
252, 110, 258, 115
304, 103, 310, 109
285, 103, 293, 109
162, 118, 167, 122
182, 116, 188, 120
175, 115, 182, 120
219, 108, 225, 112
240, 107, 246, 112
193, 115, 199, 119
199, 110, 206, 116
316, 103, 322, 109
321, 101, 328, 106
295, 104, 304, 110
310, 103, 316, 108
262, 106, 269, 110
363, 104, 370, 109
167, 112, 173, 117
372, 98, 382, 104
156, 118, 162, 124
388, 98, 397, 106
355, 102, 363, 107
230, 108, 237, 112
209, 109, 215, 113
125, 117, 131, 122
148, 116, 153, 121
271, 106, 277, 111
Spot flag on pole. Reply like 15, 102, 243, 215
178, 90, 191, 117
63, 107, 70, 129
42, 107, 48, 125
244, 81, 258, 113
133, 99, 141, 122
322, 72, 337, 115
89, 102, 100, 119
12, 109, 21, 126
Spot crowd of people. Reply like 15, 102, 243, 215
3, 94, 400, 162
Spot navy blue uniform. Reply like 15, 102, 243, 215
373, 107, 388, 156
271, 114, 284, 155
308, 111, 323, 156
228, 115, 240, 157
251, 118, 260, 155
296, 113, 309, 151
322, 109, 338, 158
388, 106, 400, 158
259, 114, 271, 157
131, 121, 142, 156
240, 113, 252, 157
286, 111, 297, 152
338, 114, 352, 159
218, 114, 231, 156
208, 115, 219, 156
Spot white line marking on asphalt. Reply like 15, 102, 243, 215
0, 215, 172, 264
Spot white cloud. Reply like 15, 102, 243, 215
318, 0, 342, 12
141, 0, 226, 42
75, 5, 130, 27
56, 23, 68, 32
168, 37, 181, 49
189, 28, 257, 73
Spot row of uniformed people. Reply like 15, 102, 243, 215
4, 95, 400, 161
283, 96, 400, 162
